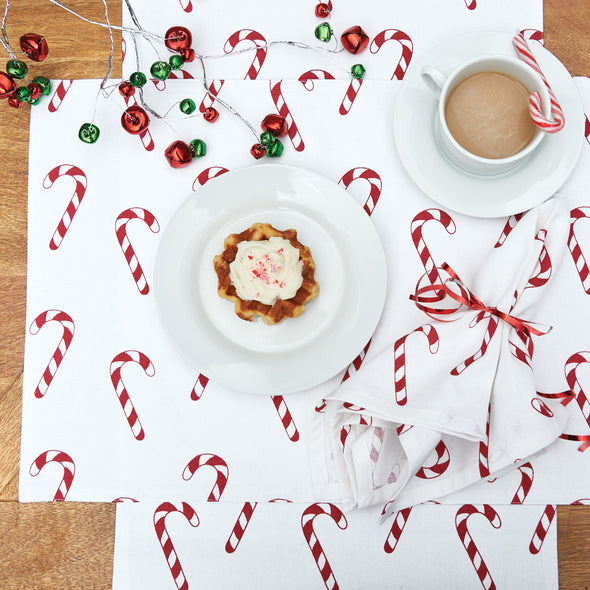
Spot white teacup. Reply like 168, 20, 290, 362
422, 55, 551, 176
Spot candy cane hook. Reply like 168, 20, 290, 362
29, 309, 75, 399
339, 167, 382, 216
494, 213, 525, 248
43, 164, 87, 250
154, 502, 199, 590
568, 207, 590, 294
370, 29, 413, 80
182, 453, 229, 501
566, 351, 590, 429
192, 166, 229, 191
511, 461, 534, 504
29, 449, 75, 501
455, 505, 501, 590
301, 503, 348, 590
415, 440, 450, 479
115, 207, 160, 295
224, 29, 268, 80
110, 350, 155, 441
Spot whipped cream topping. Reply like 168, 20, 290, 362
229, 236, 304, 305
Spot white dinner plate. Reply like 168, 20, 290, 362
394, 31, 585, 218
154, 164, 387, 395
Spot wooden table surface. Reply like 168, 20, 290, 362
0, 1, 589, 588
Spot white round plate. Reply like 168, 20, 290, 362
154, 164, 387, 395
394, 32, 585, 218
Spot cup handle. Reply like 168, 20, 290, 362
421, 66, 447, 97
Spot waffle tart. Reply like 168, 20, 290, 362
213, 222, 319, 325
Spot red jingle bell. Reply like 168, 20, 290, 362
340, 26, 369, 54
118, 81, 135, 99
8, 96, 23, 108
179, 47, 195, 63
19, 33, 49, 62
315, 3, 331, 18
27, 82, 42, 101
250, 143, 266, 159
0, 71, 17, 98
121, 105, 150, 135
261, 113, 287, 137
165, 26, 192, 53
165, 140, 193, 168
203, 106, 219, 122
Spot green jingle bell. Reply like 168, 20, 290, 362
6, 59, 28, 79
315, 22, 333, 43
78, 123, 100, 144
351, 64, 366, 79
179, 98, 196, 115
32, 75, 51, 96
260, 131, 275, 147
150, 61, 172, 81
189, 138, 207, 158
169, 54, 184, 70
129, 71, 147, 88
266, 139, 284, 157
14, 86, 31, 102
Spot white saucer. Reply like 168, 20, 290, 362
394, 31, 584, 218
153, 164, 387, 395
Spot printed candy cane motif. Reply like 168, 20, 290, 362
383, 506, 412, 553
370, 30, 413, 80
520, 29, 544, 44
301, 503, 348, 590
451, 313, 499, 376
225, 501, 257, 553
168, 69, 194, 80
529, 504, 556, 554
48, 79, 73, 112
479, 404, 491, 478
178, 0, 193, 13
341, 339, 372, 383
113, 496, 138, 503
338, 167, 382, 216
192, 166, 229, 191
370, 427, 400, 488
43, 164, 87, 250
190, 373, 209, 401
566, 351, 590, 429
415, 441, 450, 479
270, 81, 305, 151
115, 207, 160, 295
568, 207, 590, 293
585, 115, 590, 145
224, 29, 267, 80
271, 395, 300, 442
411, 209, 457, 287
29, 450, 75, 501
183, 453, 229, 501
110, 350, 154, 441
199, 79, 225, 114
340, 413, 372, 449
394, 324, 439, 405
531, 397, 554, 417
339, 78, 363, 115
30, 309, 75, 399
513, 33, 565, 133
455, 505, 501, 590
511, 461, 534, 504
154, 502, 199, 590
298, 69, 335, 91
525, 229, 552, 289
509, 320, 534, 367
494, 213, 525, 248
464, 0, 477, 9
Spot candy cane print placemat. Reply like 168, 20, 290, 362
112, 502, 558, 590
120, 0, 542, 82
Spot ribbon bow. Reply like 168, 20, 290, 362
409, 263, 551, 337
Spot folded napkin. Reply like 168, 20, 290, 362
312, 197, 572, 515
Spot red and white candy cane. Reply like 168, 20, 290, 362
455, 504, 501, 590
411, 209, 457, 287
338, 167, 382, 216
520, 29, 544, 45
530, 396, 554, 417
199, 79, 225, 114
339, 78, 363, 115
383, 506, 412, 554
568, 207, 590, 294
48, 79, 73, 112
341, 339, 372, 383
513, 33, 565, 133
394, 324, 439, 406
43, 164, 87, 250
224, 29, 267, 80
566, 351, 590, 430
509, 320, 535, 368
451, 313, 499, 376
190, 373, 209, 401
178, 0, 192, 12
529, 504, 556, 555
415, 440, 450, 479
511, 461, 534, 504
182, 453, 229, 501
370, 427, 400, 489
464, 0, 476, 10
110, 350, 155, 441
494, 212, 525, 248
298, 69, 335, 91
301, 503, 348, 590
370, 29, 413, 81
271, 395, 300, 442
30, 309, 75, 399
29, 449, 75, 501
585, 115, 590, 146
153, 502, 199, 590
269, 81, 305, 151
340, 413, 372, 449
192, 166, 229, 191
115, 207, 160, 295
525, 229, 552, 290
225, 501, 257, 553
479, 404, 491, 478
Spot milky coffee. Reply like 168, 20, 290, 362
444, 71, 536, 160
